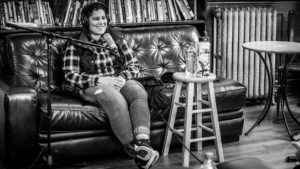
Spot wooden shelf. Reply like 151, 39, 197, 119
111, 20, 205, 27
0, 25, 82, 36
0, 19, 205, 36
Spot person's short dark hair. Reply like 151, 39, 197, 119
80, 2, 109, 27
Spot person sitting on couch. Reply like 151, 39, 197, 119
62, 2, 159, 169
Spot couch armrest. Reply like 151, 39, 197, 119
0, 86, 5, 161
0, 80, 39, 166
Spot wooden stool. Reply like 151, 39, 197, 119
162, 72, 224, 167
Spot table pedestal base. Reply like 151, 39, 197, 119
274, 57, 300, 141
245, 52, 300, 141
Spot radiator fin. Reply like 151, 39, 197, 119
213, 7, 277, 99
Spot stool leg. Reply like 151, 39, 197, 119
195, 83, 202, 151
162, 81, 182, 156
183, 82, 194, 167
207, 81, 224, 162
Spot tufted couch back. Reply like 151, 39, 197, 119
2, 25, 200, 91
121, 25, 200, 77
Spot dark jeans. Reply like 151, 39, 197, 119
84, 80, 150, 144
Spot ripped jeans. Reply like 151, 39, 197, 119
83, 80, 150, 145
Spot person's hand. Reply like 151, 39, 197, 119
79, 90, 97, 104
97, 76, 126, 91
115, 76, 126, 90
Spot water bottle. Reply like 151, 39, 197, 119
185, 45, 197, 77
197, 31, 210, 76
199, 152, 217, 169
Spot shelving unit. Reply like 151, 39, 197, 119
0, 0, 206, 36
0, 0, 54, 29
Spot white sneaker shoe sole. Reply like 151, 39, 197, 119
144, 150, 159, 169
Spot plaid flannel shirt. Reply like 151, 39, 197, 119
63, 35, 140, 90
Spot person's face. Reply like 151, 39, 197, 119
88, 9, 107, 40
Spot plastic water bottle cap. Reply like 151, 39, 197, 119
205, 152, 214, 158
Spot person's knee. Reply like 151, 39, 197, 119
93, 88, 128, 116
85, 86, 121, 103
123, 80, 148, 99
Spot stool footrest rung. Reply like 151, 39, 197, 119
175, 102, 185, 107
176, 129, 184, 134
178, 127, 200, 133
174, 125, 213, 135
171, 128, 184, 137
197, 124, 213, 133
176, 101, 210, 107
197, 99, 210, 105
191, 136, 216, 143
192, 108, 212, 114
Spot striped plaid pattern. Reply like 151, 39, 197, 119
63, 36, 140, 90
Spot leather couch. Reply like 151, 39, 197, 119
0, 25, 246, 168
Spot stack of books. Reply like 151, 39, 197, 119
0, 0, 54, 30
58, 0, 101, 26
109, 0, 195, 24
57, 0, 195, 26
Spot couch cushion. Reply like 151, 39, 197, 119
208, 77, 246, 112
120, 25, 201, 78
38, 93, 109, 131
38, 75, 246, 132
3, 33, 67, 92
153, 76, 246, 117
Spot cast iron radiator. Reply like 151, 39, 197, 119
213, 7, 277, 99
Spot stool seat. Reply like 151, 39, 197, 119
162, 72, 224, 167
173, 72, 216, 83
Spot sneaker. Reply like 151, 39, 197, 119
123, 141, 137, 158
134, 139, 159, 169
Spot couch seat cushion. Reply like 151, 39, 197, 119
38, 94, 109, 132
153, 77, 247, 117
38, 77, 246, 132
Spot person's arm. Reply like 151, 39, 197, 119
117, 39, 140, 79
63, 43, 99, 89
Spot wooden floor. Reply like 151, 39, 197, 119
68, 97, 300, 169
81, 97, 300, 169
1, 97, 300, 169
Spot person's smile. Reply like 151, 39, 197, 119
88, 9, 107, 40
